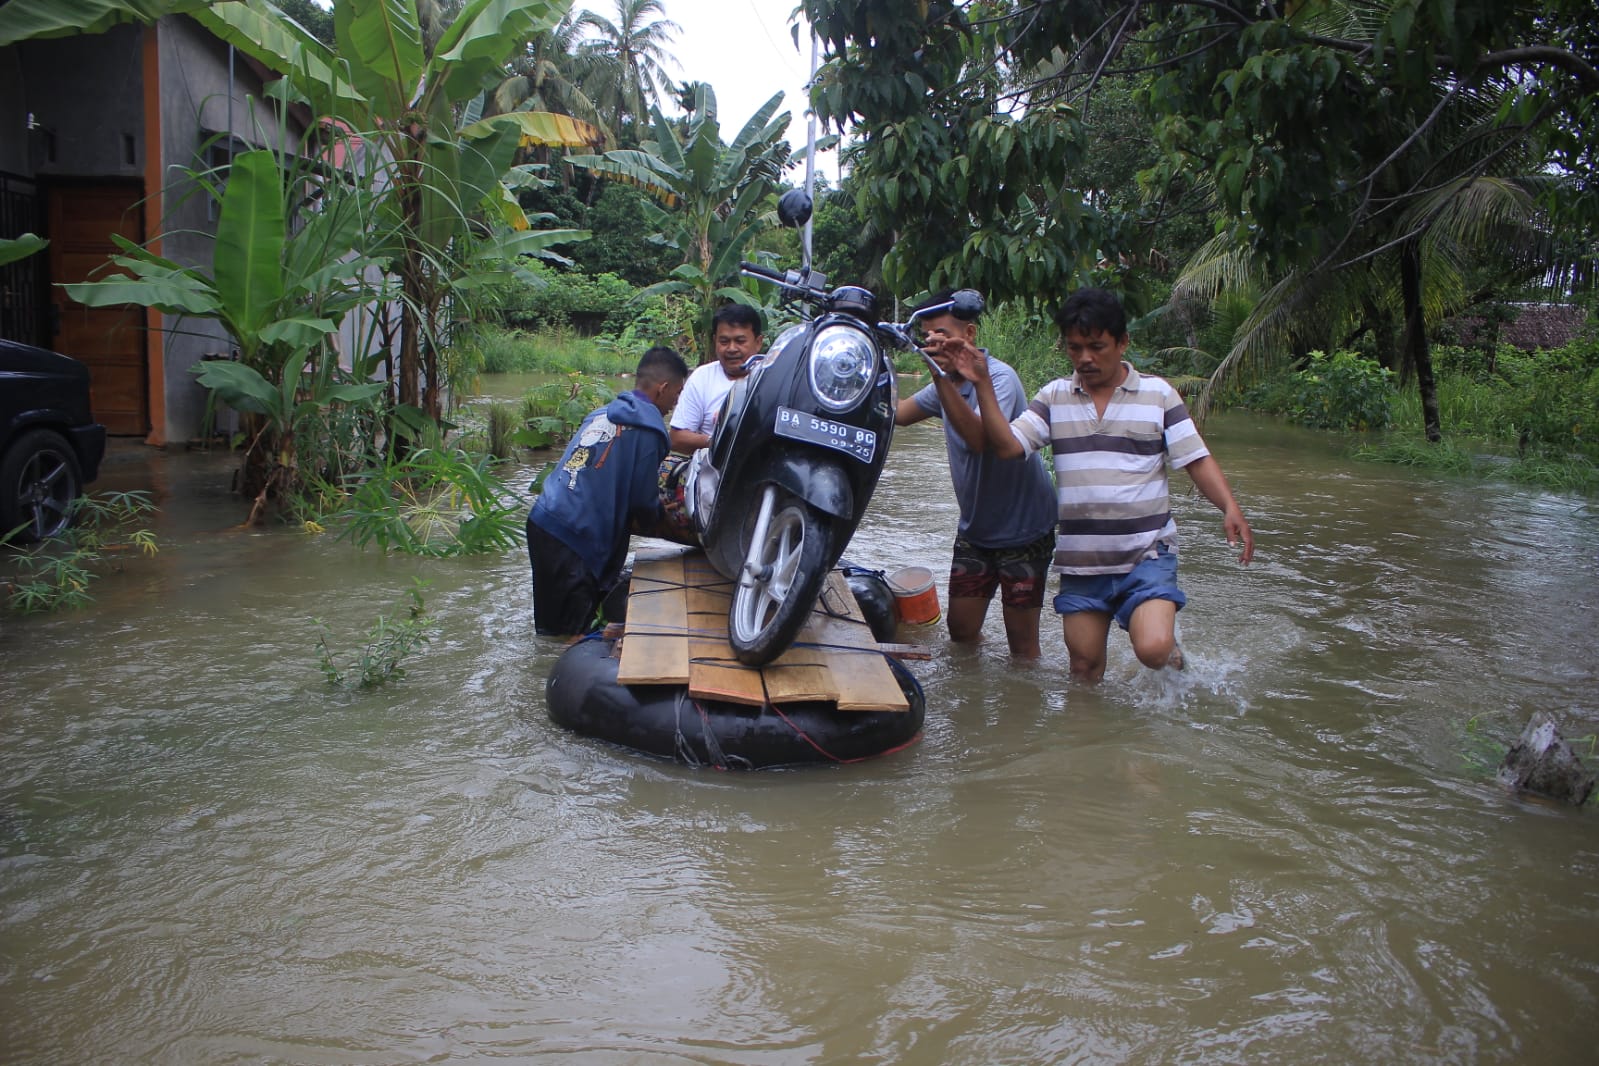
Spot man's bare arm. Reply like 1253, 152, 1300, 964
1184, 454, 1254, 564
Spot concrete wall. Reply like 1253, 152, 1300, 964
156, 16, 305, 444
3, 25, 146, 181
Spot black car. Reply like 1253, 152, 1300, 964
1, 339, 108, 542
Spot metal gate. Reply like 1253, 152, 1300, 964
0, 171, 45, 346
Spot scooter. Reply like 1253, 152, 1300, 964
685, 190, 984, 666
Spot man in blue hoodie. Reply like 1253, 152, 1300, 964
527, 346, 690, 636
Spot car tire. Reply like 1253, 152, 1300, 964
0, 428, 84, 543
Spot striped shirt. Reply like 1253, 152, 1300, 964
1009, 364, 1209, 574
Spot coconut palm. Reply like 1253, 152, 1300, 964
576, 0, 680, 146
490, 11, 607, 136
565, 85, 793, 347
1170, 113, 1570, 441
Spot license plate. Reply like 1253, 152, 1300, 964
774, 406, 877, 463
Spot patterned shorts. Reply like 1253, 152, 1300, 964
634, 452, 700, 545
948, 530, 1055, 609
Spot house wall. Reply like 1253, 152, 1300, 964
3, 25, 145, 180
155, 16, 304, 444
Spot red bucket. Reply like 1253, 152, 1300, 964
887, 565, 940, 625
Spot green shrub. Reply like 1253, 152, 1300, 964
519, 377, 617, 446
599, 293, 700, 359
1286, 350, 1393, 430
335, 448, 526, 557
493, 264, 638, 332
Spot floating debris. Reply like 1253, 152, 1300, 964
1498, 711, 1596, 807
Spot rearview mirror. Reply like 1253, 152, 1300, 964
777, 189, 813, 228
950, 289, 985, 321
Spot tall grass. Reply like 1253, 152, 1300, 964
1389, 376, 1510, 439
477, 324, 636, 376
982, 301, 1067, 391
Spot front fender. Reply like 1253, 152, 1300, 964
759, 452, 854, 520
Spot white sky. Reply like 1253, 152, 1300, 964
311, 0, 837, 178
613, 0, 840, 182
650, 1, 810, 123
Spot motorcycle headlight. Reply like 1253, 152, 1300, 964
808, 324, 876, 410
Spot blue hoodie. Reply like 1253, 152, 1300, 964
529, 390, 668, 580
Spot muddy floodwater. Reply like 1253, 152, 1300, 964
2, 390, 1597, 1063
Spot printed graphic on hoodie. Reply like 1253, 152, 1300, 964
563, 413, 619, 488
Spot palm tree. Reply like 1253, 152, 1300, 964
490, 11, 607, 138
576, 0, 681, 147
1158, 18, 1593, 442
565, 85, 793, 347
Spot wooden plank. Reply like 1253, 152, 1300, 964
623, 554, 912, 712
616, 554, 690, 685
806, 572, 909, 711
682, 560, 770, 706
760, 641, 838, 703
808, 612, 910, 711
876, 644, 934, 661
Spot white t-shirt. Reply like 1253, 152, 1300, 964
670, 361, 738, 436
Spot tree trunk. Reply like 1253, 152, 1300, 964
1400, 239, 1441, 443
1363, 296, 1398, 373
398, 277, 421, 411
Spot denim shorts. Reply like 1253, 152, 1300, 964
1052, 542, 1186, 630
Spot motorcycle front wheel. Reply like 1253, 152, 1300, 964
729, 485, 834, 667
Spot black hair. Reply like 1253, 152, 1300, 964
913, 288, 981, 323
635, 345, 689, 386
1053, 287, 1127, 340
711, 303, 765, 337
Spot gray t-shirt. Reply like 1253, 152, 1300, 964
913, 353, 1057, 549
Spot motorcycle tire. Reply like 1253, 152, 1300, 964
728, 488, 835, 667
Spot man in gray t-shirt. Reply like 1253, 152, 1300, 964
895, 293, 1058, 657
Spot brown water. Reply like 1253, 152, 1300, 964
2, 402, 1597, 1064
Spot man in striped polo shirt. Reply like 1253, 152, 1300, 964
951, 287, 1254, 681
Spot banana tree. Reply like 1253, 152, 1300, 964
197, 0, 605, 420
1, 0, 603, 423
565, 85, 796, 345
64, 149, 392, 518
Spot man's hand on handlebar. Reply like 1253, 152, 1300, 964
944, 340, 988, 383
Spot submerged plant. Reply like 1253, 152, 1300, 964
515, 376, 617, 449
3, 491, 158, 612
315, 579, 439, 689
335, 447, 526, 557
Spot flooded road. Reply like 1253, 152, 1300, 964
2, 398, 1597, 1064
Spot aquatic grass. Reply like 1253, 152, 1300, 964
315, 578, 440, 689
1352, 435, 1480, 476
3, 491, 159, 612
477, 325, 540, 373
335, 447, 526, 557
1500, 454, 1599, 493
485, 401, 521, 460
1352, 433, 1599, 493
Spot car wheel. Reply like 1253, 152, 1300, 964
0, 428, 84, 543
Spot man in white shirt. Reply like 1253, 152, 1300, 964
669, 304, 766, 454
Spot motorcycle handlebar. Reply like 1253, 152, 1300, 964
738, 260, 787, 285
739, 260, 830, 301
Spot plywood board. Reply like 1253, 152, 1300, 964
616, 553, 690, 684
618, 550, 910, 711
684, 573, 769, 706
